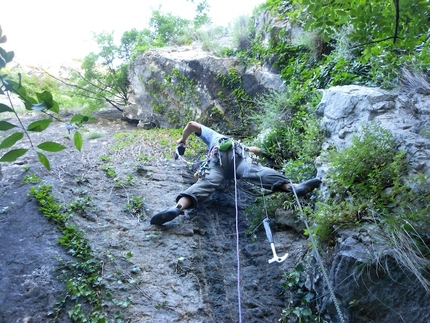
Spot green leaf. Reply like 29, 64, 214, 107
0, 48, 13, 63
7, 80, 37, 108
27, 119, 52, 132
0, 103, 13, 113
36, 91, 54, 108
0, 47, 7, 59
74, 131, 83, 151
0, 35, 7, 44
5, 51, 14, 63
0, 148, 28, 162
302, 308, 312, 316
0, 120, 17, 130
49, 101, 60, 114
35, 90, 59, 113
70, 114, 94, 124
37, 141, 66, 152
0, 132, 24, 149
37, 152, 51, 170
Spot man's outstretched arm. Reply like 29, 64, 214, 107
177, 121, 202, 145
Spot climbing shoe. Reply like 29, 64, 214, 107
292, 178, 322, 197
150, 206, 182, 225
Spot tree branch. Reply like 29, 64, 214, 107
42, 69, 124, 112
351, 36, 400, 49
393, 0, 400, 44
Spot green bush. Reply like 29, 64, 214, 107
311, 121, 430, 242
324, 122, 404, 200
250, 90, 323, 180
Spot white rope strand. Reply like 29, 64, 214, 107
232, 144, 242, 323
291, 185, 346, 323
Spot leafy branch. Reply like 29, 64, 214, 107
43, 67, 125, 112
0, 26, 90, 170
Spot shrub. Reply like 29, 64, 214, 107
312, 121, 430, 242
324, 122, 404, 201
250, 90, 323, 180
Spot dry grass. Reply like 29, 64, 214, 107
400, 68, 430, 95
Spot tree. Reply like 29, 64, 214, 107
187, 0, 211, 28
65, 31, 131, 113
149, 9, 192, 46
292, 0, 429, 50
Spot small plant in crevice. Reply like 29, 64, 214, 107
279, 263, 326, 323
99, 154, 112, 162
75, 175, 89, 185
102, 164, 117, 178
28, 184, 121, 322
67, 191, 96, 219
135, 153, 153, 164
125, 195, 146, 219
114, 174, 136, 188
23, 173, 43, 184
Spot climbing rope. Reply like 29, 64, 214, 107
290, 185, 346, 323
179, 142, 343, 322
257, 174, 345, 322
232, 143, 243, 323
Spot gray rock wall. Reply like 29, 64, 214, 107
313, 85, 430, 322
316, 85, 430, 177
125, 45, 285, 131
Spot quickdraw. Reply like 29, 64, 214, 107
194, 159, 211, 180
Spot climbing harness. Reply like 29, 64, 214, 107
193, 160, 211, 180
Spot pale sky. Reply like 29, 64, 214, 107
1, 0, 265, 66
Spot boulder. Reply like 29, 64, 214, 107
125, 45, 286, 131
316, 85, 430, 177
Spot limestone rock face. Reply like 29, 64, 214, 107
252, 10, 304, 73
313, 85, 430, 322
125, 45, 285, 131
316, 84, 430, 178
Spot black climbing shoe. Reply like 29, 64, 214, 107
150, 206, 181, 225
293, 178, 322, 197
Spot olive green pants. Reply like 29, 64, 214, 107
176, 145, 290, 208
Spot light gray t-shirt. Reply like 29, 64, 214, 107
197, 124, 227, 152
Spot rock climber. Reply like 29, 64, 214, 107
150, 121, 321, 225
